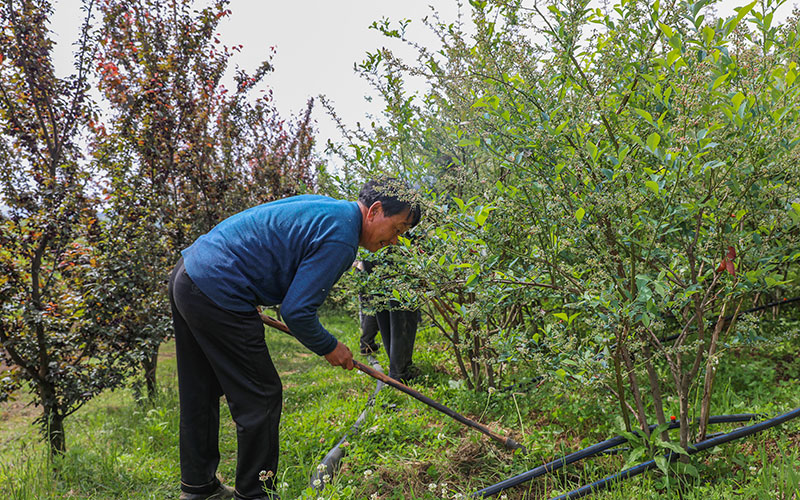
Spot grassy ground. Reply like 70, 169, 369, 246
0, 311, 798, 499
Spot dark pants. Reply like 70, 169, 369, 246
375, 301, 419, 381
358, 306, 380, 352
169, 258, 281, 500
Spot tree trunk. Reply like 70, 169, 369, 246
613, 341, 632, 432
40, 391, 66, 455
643, 343, 669, 441
142, 349, 159, 401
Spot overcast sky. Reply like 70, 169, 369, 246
50, 0, 459, 164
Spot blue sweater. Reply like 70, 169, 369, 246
181, 195, 362, 356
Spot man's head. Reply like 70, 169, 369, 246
357, 178, 422, 252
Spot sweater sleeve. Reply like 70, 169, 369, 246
280, 241, 356, 355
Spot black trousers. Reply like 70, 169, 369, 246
169, 258, 281, 500
375, 302, 419, 381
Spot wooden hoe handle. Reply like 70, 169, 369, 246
259, 312, 526, 454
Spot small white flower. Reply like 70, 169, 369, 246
279, 482, 289, 489
364, 469, 373, 477
322, 474, 331, 482
428, 482, 437, 491
370, 493, 379, 500
313, 479, 321, 487
500, 494, 508, 500
317, 463, 327, 472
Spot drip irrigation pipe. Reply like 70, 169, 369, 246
549, 407, 800, 500
498, 296, 800, 396
310, 354, 384, 490
259, 313, 526, 453
593, 431, 728, 458
660, 295, 800, 344
472, 414, 759, 498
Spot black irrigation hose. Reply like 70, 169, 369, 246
310, 355, 385, 491
302, 297, 800, 492
661, 296, 800, 344
472, 414, 759, 498
550, 406, 800, 500
499, 296, 800, 395
594, 431, 728, 458
722, 296, 800, 321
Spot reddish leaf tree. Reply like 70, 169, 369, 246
93, 0, 319, 395
0, 0, 140, 455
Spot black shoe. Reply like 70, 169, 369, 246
233, 491, 281, 500
360, 342, 380, 355
179, 483, 234, 500
397, 365, 423, 384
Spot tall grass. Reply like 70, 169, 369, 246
0, 312, 798, 499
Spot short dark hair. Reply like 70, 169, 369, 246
358, 178, 422, 228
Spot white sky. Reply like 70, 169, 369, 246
49, 0, 796, 167
50, 0, 460, 166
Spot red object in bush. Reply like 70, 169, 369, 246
716, 246, 736, 276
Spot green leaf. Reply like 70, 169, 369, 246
647, 132, 661, 151
586, 141, 598, 162
702, 26, 715, 45
792, 202, 800, 215
618, 146, 629, 164
654, 455, 669, 475
787, 69, 797, 86
651, 423, 671, 440
555, 368, 567, 380
623, 446, 646, 470
712, 72, 730, 90
634, 108, 654, 123
679, 463, 699, 478
471, 97, 487, 108
658, 440, 689, 456
575, 207, 586, 223
658, 23, 674, 38
666, 49, 681, 67
731, 91, 745, 109
725, 1, 756, 35
645, 180, 660, 194
466, 273, 478, 285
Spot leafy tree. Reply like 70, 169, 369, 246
0, 0, 140, 454
93, 0, 319, 395
343, 0, 800, 458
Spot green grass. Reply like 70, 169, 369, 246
1, 311, 798, 499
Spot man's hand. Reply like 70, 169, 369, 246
324, 341, 354, 370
